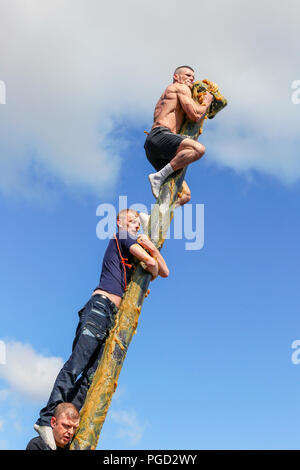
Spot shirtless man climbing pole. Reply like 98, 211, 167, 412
144, 65, 213, 206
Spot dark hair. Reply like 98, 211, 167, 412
174, 65, 194, 75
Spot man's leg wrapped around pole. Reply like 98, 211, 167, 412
36, 295, 117, 427
70, 168, 186, 450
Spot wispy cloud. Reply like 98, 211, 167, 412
0, 341, 63, 402
0, 0, 299, 201
110, 409, 146, 445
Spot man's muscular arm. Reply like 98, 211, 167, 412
129, 243, 159, 280
136, 234, 169, 278
177, 84, 213, 122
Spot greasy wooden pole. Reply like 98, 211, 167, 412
70, 80, 227, 450
70, 168, 186, 450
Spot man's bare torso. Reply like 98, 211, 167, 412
152, 83, 191, 134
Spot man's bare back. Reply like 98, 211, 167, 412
152, 83, 190, 134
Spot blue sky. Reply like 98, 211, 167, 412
0, 0, 299, 450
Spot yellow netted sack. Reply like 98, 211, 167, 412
180, 79, 227, 139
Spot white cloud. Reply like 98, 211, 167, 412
0, 419, 4, 431
110, 409, 146, 445
0, 0, 299, 201
0, 341, 63, 402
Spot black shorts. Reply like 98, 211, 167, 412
144, 126, 186, 171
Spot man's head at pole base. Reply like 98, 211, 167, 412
173, 65, 195, 89
50, 403, 80, 448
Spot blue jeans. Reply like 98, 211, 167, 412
36, 294, 118, 426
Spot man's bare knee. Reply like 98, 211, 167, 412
187, 144, 205, 163
177, 181, 191, 206
180, 141, 205, 160
172, 140, 206, 170
183, 192, 191, 204
195, 143, 205, 159
177, 191, 191, 206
